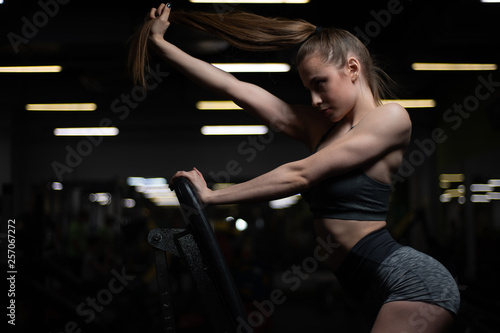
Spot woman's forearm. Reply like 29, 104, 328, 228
205, 162, 309, 205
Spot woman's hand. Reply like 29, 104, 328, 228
146, 3, 172, 41
170, 167, 213, 204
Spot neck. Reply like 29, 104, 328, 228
342, 84, 377, 128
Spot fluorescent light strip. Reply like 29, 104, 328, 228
212, 63, 291, 73
488, 179, 500, 186
127, 177, 167, 187
196, 100, 242, 110
201, 125, 268, 135
26, 103, 97, 111
0, 65, 62, 73
481, 0, 500, 3
190, 0, 309, 3
439, 174, 465, 182
412, 63, 498, 71
382, 99, 436, 108
54, 127, 119, 136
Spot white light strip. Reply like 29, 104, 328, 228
0, 65, 62, 73
382, 99, 436, 108
51, 182, 63, 190
212, 63, 291, 73
127, 177, 167, 186
411, 63, 498, 71
481, 0, 500, 3
190, 0, 309, 3
121, 198, 136, 208
470, 184, 492, 192
89, 193, 112, 205
269, 195, 301, 209
201, 125, 268, 135
153, 197, 180, 206
54, 127, 119, 136
487, 192, 500, 200
196, 100, 242, 110
471, 194, 490, 203
488, 179, 500, 186
26, 103, 97, 111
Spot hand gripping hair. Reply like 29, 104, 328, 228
127, 7, 394, 103
128, 8, 317, 87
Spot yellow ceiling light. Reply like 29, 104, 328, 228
411, 63, 498, 71
212, 63, 291, 73
26, 103, 97, 111
0, 65, 62, 73
196, 100, 242, 110
382, 99, 436, 108
190, 0, 309, 3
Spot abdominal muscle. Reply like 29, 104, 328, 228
313, 218, 387, 270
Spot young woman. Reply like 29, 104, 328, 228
129, 3, 460, 332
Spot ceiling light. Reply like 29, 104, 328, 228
152, 197, 180, 206
269, 195, 301, 209
439, 174, 465, 183
89, 193, 112, 205
121, 199, 136, 208
471, 195, 490, 203
54, 127, 119, 136
488, 179, 500, 187
51, 182, 63, 190
212, 63, 291, 73
190, 0, 309, 3
0, 65, 62, 73
127, 177, 167, 187
201, 125, 268, 135
411, 63, 498, 71
26, 103, 97, 111
382, 99, 436, 108
470, 184, 492, 192
196, 100, 242, 110
235, 218, 248, 231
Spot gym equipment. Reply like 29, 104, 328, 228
148, 177, 247, 332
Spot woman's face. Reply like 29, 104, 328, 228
298, 53, 358, 122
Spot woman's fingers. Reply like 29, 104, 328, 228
170, 168, 203, 187
146, 3, 170, 21
147, 8, 156, 21
159, 3, 171, 21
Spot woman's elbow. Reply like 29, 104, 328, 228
286, 162, 312, 192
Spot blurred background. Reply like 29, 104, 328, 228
1, 0, 499, 332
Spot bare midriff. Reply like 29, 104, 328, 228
314, 218, 387, 271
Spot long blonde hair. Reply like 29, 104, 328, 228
128, 10, 392, 103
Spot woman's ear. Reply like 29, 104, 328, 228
347, 57, 360, 82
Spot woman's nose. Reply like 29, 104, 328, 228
311, 92, 322, 107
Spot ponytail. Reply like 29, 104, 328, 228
128, 9, 395, 103
128, 10, 316, 87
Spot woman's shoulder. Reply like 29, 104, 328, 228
353, 102, 412, 149
364, 102, 412, 133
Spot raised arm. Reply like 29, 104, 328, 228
142, 4, 329, 150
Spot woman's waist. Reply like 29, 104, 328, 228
313, 218, 387, 270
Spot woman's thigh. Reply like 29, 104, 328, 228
371, 301, 454, 333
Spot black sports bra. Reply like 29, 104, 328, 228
301, 125, 391, 220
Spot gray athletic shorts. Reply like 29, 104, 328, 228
335, 228, 460, 325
